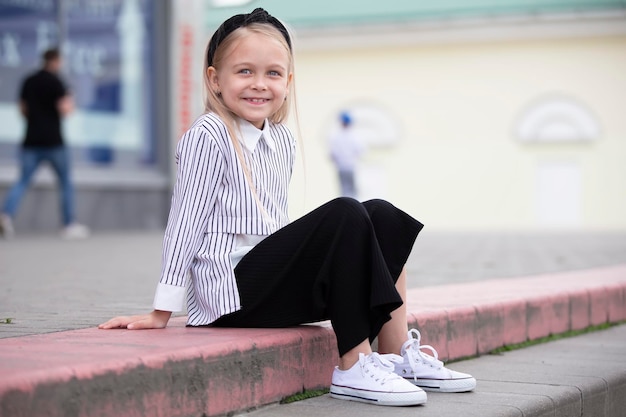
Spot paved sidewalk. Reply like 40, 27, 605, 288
1, 230, 625, 417
1, 230, 626, 338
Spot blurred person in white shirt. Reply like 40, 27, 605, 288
329, 111, 365, 199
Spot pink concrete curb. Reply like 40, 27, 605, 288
1, 265, 625, 417
404, 264, 626, 360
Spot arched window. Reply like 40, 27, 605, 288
514, 95, 601, 143
328, 102, 402, 149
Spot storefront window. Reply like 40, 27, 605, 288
0, 0, 156, 170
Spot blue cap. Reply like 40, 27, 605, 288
340, 111, 352, 124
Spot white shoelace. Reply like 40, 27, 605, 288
401, 329, 444, 373
359, 352, 404, 385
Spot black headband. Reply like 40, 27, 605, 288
207, 8, 292, 67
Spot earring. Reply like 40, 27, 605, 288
215, 91, 221, 97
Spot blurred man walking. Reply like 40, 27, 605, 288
0, 48, 89, 239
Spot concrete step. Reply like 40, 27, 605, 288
1, 265, 625, 417
240, 323, 626, 417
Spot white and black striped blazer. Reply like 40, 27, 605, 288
153, 113, 296, 325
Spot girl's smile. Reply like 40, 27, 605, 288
245, 98, 270, 104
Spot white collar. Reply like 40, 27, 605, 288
238, 119, 276, 153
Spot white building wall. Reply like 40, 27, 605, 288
289, 34, 626, 231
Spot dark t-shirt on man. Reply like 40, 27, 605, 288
19, 69, 67, 148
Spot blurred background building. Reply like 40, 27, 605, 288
0, 0, 171, 232
1, 0, 625, 233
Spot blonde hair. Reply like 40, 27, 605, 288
202, 22, 301, 214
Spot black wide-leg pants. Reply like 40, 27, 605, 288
212, 197, 424, 356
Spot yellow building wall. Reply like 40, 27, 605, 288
288, 35, 626, 231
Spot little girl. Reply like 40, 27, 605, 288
99, 8, 475, 407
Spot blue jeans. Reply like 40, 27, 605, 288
338, 169, 357, 199
2, 146, 75, 226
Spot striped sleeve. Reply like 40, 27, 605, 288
154, 128, 225, 311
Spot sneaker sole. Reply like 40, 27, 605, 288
406, 376, 477, 393
330, 384, 427, 406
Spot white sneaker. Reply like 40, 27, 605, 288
0, 214, 14, 239
330, 352, 427, 406
392, 329, 476, 393
60, 223, 90, 239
